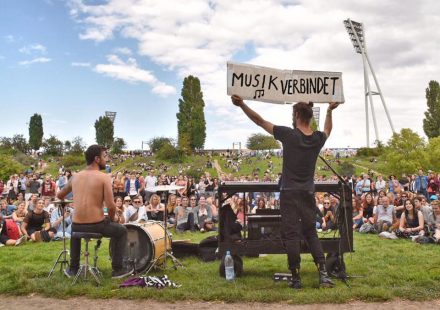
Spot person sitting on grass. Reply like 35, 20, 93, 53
395, 199, 425, 239
113, 196, 126, 224
12, 201, 27, 229
321, 197, 335, 232
426, 199, 440, 242
0, 214, 26, 246
362, 192, 375, 226
373, 196, 395, 233
175, 196, 195, 233
50, 203, 74, 239
166, 194, 177, 226
21, 198, 56, 242
193, 196, 215, 232
145, 194, 165, 221
352, 196, 363, 230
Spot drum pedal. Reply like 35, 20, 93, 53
273, 273, 292, 282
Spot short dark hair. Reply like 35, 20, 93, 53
85, 145, 106, 165
293, 101, 313, 123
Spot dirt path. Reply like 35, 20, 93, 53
1, 295, 439, 310
213, 159, 224, 177
352, 163, 381, 175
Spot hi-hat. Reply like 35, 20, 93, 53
147, 185, 185, 192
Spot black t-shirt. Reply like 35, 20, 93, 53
24, 210, 49, 231
274, 126, 327, 191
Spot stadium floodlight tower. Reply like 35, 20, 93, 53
105, 111, 117, 123
343, 19, 395, 147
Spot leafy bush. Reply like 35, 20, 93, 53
149, 137, 173, 153
337, 162, 356, 177
61, 154, 86, 168
0, 156, 25, 181
185, 167, 204, 180
356, 147, 380, 157
156, 143, 185, 163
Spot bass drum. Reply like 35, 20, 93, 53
111, 221, 172, 273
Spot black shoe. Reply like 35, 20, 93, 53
111, 267, 134, 279
317, 264, 335, 288
64, 267, 78, 278
288, 268, 302, 289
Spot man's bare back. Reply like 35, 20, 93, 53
59, 169, 115, 224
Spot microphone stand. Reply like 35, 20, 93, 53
48, 200, 70, 277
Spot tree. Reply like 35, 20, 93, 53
426, 136, 440, 172
94, 116, 114, 148
0, 137, 13, 149
246, 133, 280, 150
111, 137, 126, 154
43, 135, 64, 156
0, 156, 25, 181
28, 113, 44, 151
64, 140, 72, 153
11, 134, 29, 153
156, 143, 185, 163
383, 128, 427, 176
337, 162, 356, 177
311, 118, 318, 131
423, 80, 440, 138
70, 136, 86, 154
148, 137, 173, 153
176, 75, 206, 152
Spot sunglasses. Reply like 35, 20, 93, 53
125, 200, 132, 202
323, 202, 330, 205
133, 201, 141, 203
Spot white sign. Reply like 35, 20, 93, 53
227, 62, 345, 104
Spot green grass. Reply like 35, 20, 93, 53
1, 232, 440, 303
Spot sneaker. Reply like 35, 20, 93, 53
111, 267, 134, 279
0, 243, 4, 247
200, 228, 205, 233
15, 235, 26, 246
64, 267, 78, 278
317, 229, 323, 233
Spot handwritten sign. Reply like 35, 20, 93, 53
227, 62, 345, 104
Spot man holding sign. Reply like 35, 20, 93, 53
231, 94, 339, 289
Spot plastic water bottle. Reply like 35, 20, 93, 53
224, 251, 235, 281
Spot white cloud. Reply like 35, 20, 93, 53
113, 47, 132, 55
68, 0, 440, 148
19, 43, 47, 54
71, 62, 91, 67
94, 54, 176, 96
19, 57, 52, 66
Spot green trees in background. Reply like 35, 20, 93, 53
177, 75, 206, 153
95, 116, 114, 148
28, 113, 44, 151
111, 137, 126, 154
148, 137, 173, 153
43, 135, 64, 156
246, 133, 280, 150
423, 80, 440, 138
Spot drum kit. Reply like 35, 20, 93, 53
115, 184, 185, 273
48, 185, 185, 278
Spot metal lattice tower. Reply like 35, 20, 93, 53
105, 111, 117, 123
343, 19, 395, 147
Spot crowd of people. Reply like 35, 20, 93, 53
1, 152, 440, 247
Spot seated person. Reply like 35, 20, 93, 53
145, 194, 164, 221
395, 199, 425, 238
193, 196, 215, 232
207, 196, 218, 223
113, 196, 126, 224
251, 197, 266, 214
373, 196, 395, 233
321, 197, 335, 231
0, 199, 15, 219
21, 198, 56, 242
50, 203, 74, 239
166, 194, 177, 226
0, 214, 26, 246
352, 196, 363, 230
425, 198, 440, 240
174, 196, 195, 233
124, 195, 143, 223
12, 201, 27, 228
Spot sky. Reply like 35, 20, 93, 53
0, 0, 439, 150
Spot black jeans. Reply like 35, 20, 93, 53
70, 220, 127, 271
280, 190, 325, 271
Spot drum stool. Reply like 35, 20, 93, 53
72, 232, 103, 285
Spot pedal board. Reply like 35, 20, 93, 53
273, 273, 292, 282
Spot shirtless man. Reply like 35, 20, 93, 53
57, 145, 133, 279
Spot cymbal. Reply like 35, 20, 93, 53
147, 185, 185, 192
53, 199, 73, 205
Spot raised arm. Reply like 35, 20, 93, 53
231, 95, 274, 135
323, 102, 340, 138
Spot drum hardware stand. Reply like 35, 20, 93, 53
91, 239, 103, 278
162, 191, 184, 270
48, 200, 71, 278
128, 241, 137, 274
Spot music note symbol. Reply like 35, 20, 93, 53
253, 89, 265, 99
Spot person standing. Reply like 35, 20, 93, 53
231, 94, 339, 289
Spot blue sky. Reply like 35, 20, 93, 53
1, 0, 439, 150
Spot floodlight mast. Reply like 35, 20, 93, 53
105, 111, 117, 123
343, 19, 395, 147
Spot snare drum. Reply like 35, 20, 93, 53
112, 221, 172, 273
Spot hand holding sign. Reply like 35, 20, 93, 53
231, 95, 244, 107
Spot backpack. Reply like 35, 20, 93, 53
5, 219, 20, 240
